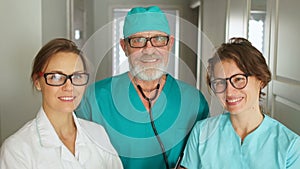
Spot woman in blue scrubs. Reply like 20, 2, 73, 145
180, 37, 300, 169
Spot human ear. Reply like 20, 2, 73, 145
34, 79, 42, 91
167, 35, 175, 50
259, 80, 265, 89
120, 39, 129, 56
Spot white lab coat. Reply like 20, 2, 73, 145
0, 107, 123, 169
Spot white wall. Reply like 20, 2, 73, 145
0, 0, 71, 145
201, 0, 227, 46
41, 0, 70, 44
0, 0, 42, 144
226, 0, 250, 39
198, 0, 227, 105
269, 0, 300, 135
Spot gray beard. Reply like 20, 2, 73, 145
129, 64, 166, 81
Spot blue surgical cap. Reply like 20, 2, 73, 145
123, 6, 170, 38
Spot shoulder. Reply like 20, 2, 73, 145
4, 119, 36, 143
94, 76, 113, 87
77, 118, 118, 155
167, 74, 204, 97
192, 114, 228, 140
264, 116, 300, 165
264, 115, 299, 139
166, 75, 209, 115
87, 73, 128, 93
1, 119, 36, 154
84, 73, 127, 96
168, 75, 197, 90
195, 113, 227, 129
95, 73, 128, 87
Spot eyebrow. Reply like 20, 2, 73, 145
45, 70, 85, 74
129, 34, 168, 38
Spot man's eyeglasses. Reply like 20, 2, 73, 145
39, 72, 89, 86
126, 36, 169, 48
210, 73, 249, 93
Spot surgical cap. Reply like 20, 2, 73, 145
123, 6, 170, 38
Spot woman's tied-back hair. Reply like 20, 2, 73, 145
206, 37, 271, 98
31, 38, 87, 86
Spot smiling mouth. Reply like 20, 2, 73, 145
226, 97, 243, 104
58, 96, 76, 101
141, 58, 159, 63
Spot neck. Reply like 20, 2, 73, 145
45, 110, 77, 154
129, 73, 166, 111
131, 73, 166, 92
230, 110, 264, 141
46, 111, 75, 130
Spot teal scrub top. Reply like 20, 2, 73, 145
181, 113, 300, 169
76, 73, 209, 169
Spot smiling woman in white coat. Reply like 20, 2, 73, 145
0, 38, 123, 169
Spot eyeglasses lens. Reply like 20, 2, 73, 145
211, 74, 248, 93
44, 73, 89, 86
128, 36, 169, 48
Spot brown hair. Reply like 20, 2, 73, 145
31, 38, 87, 85
206, 37, 271, 98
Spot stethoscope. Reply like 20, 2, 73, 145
135, 77, 170, 169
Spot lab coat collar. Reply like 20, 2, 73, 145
35, 107, 85, 148
35, 107, 62, 148
35, 107, 90, 162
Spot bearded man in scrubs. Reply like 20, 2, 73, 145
76, 6, 209, 169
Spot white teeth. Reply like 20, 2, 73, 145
142, 59, 157, 63
59, 97, 74, 101
227, 98, 241, 103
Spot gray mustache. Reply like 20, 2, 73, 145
139, 55, 161, 61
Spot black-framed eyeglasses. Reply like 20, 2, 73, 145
210, 73, 250, 93
39, 72, 89, 86
126, 36, 169, 48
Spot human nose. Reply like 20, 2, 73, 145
225, 80, 236, 94
145, 39, 154, 47
62, 78, 73, 91
142, 40, 155, 54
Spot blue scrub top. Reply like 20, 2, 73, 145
181, 113, 300, 169
76, 72, 209, 169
